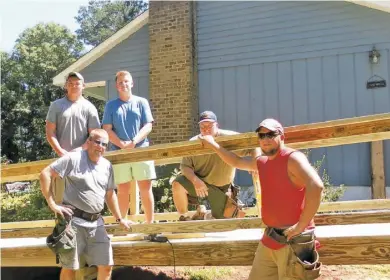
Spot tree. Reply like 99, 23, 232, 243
75, 0, 148, 47
1, 23, 84, 163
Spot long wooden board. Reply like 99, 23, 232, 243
2, 210, 390, 238
2, 113, 390, 183
2, 199, 389, 231
2, 224, 390, 266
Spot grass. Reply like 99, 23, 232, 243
183, 267, 235, 280
323, 265, 390, 279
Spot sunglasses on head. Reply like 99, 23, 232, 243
90, 138, 108, 148
257, 131, 279, 140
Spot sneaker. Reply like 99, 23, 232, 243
179, 215, 191, 221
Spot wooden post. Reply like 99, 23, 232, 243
129, 181, 140, 217
371, 141, 386, 199
251, 173, 262, 216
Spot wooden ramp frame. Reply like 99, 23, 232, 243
2, 224, 390, 267
1, 113, 390, 270
1, 113, 390, 183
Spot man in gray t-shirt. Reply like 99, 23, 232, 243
46, 72, 100, 156
40, 129, 130, 279
46, 72, 100, 203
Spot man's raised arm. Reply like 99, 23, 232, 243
199, 135, 258, 172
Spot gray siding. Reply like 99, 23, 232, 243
197, 1, 390, 187
80, 25, 150, 100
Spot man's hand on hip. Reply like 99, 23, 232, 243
193, 177, 209, 198
50, 204, 74, 219
284, 222, 306, 241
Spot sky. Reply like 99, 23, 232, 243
1, 0, 390, 53
0, 0, 90, 52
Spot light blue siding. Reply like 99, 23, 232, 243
197, 1, 390, 187
80, 25, 149, 100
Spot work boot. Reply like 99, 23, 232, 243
179, 215, 191, 221
191, 205, 207, 220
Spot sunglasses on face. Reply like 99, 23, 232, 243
91, 139, 108, 148
258, 131, 279, 140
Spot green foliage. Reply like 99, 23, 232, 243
1, 181, 54, 222
1, 23, 84, 164
303, 150, 346, 202
75, 0, 148, 47
152, 168, 181, 213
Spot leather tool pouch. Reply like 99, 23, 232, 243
223, 197, 245, 218
265, 227, 322, 280
230, 183, 241, 203
46, 217, 76, 264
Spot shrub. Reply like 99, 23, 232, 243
1, 181, 53, 222
303, 150, 346, 202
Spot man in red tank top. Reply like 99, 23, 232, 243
199, 118, 324, 280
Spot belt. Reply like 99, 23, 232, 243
72, 208, 101, 222
265, 227, 315, 245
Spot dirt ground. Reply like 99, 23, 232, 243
111, 265, 390, 280
3, 265, 389, 280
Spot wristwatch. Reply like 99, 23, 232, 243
116, 218, 122, 223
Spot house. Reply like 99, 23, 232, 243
53, 1, 390, 200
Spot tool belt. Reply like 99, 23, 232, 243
223, 196, 245, 218
230, 183, 240, 203
46, 216, 76, 264
72, 208, 101, 222
265, 227, 322, 280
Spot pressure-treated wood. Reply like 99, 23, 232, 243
111, 232, 205, 242
2, 199, 389, 233
2, 224, 390, 267
2, 113, 390, 183
317, 198, 390, 212
3, 210, 390, 238
371, 141, 386, 199
252, 172, 262, 216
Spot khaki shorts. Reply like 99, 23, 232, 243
113, 161, 156, 184
59, 224, 113, 269
248, 242, 301, 280
173, 175, 229, 219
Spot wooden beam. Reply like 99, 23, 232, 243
2, 224, 390, 267
3, 210, 390, 238
2, 113, 390, 183
318, 198, 390, 212
2, 199, 390, 232
371, 141, 386, 199
251, 172, 262, 216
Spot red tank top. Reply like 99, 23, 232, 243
257, 147, 315, 250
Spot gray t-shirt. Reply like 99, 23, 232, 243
50, 150, 116, 227
46, 97, 101, 152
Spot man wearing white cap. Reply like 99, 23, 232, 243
46, 72, 101, 203
199, 118, 324, 280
